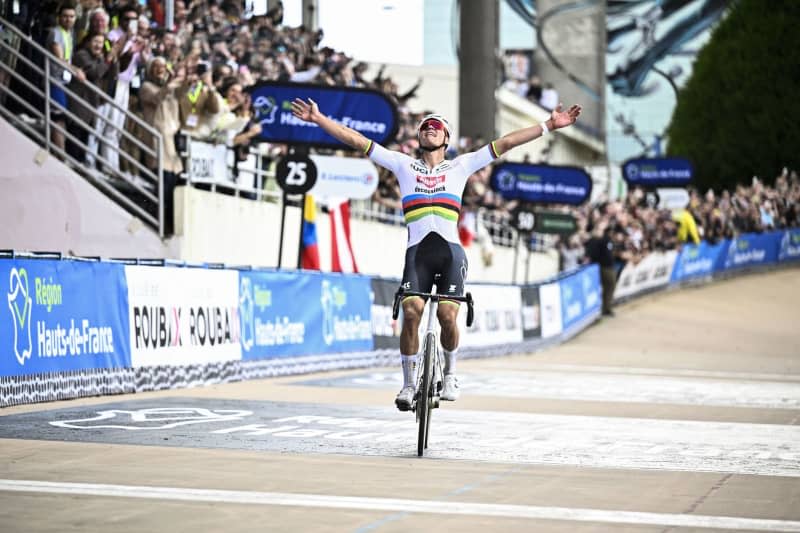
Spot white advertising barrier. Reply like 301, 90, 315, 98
614, 250, 678, 300
125, 266, 241, 367
309, 155, 379, 199
187, 139, 229, 184
539, 282, 563, 339
657, 188, 690, 210
452, 284, 523, 347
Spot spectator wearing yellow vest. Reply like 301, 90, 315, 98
176, 62, 221, 138
672, 208, 701, 245
46, 1, 86, 155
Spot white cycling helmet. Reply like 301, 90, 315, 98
417, 113, 452, 151
417, 113, 452, 138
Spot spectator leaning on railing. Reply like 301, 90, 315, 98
46, 1, 86, 156
69, 30, 119, 168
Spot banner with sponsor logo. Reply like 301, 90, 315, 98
309, 155, 379, 200
239, 271, 319, 359
459, 284, 523, 346
250, 82, 398, 149
125, 266, 241, 367
538, 282, 563, 339
520, 285, 541, 339
1, 259, 130, 377
779, 229, 800, 262
559, 265, 601, 331
671, 241, 726, 283
186, 138, 229, 184
622, 157, 693, 188
371, 277, 401, 350
718, 232, 781, 272
491, 163, 592, 206
614, 250, 678, 300
239, 271, 373, 359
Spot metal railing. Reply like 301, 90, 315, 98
179, 134, 281, 202
0, 16, 165, 236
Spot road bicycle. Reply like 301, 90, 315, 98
392, 287, 474, 457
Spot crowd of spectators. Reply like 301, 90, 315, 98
558, 169, 800, 275
12, 0, 439, 231
9, 1, 800, 263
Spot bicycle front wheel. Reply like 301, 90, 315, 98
417, 332, 435, 457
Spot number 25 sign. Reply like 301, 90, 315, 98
276, 153, 318, 195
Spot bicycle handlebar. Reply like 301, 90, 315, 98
391, 288, 475, 328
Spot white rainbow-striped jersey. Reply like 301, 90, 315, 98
364, 140, 500, 248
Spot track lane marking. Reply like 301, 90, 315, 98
1, 479, 799, 532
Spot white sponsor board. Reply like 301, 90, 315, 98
657, 187, 690, 209
458, 284, 523, 346
309, 155, 379, 200
125, 266, 241, 367
187, 139, 229, 184
614, 250, 678, 300
539, 282, 563, 338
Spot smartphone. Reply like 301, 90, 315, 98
128, 19, 138, 35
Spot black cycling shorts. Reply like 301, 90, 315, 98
401, 233, 468, 300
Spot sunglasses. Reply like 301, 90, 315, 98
420, 119, 445, 131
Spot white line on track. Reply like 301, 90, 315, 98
1, 479, 799, 532
343, 369, 800, 409
523, 364, 800, 383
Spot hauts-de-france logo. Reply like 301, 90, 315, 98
496, 170, 516, 192
253, 95, 279, 124
7, 267, 33, 365
321, 279, 347, 346
625, 163, 639, 180
239, 276, 255, 352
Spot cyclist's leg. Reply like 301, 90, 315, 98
395, 243, 434, 410
435, 241, 468, 401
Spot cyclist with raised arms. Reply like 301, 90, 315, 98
291, 98, 581, 410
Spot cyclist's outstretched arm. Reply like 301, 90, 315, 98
291, 97, 370, 152
492, 103, 582, 156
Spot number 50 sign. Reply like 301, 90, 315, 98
276, 153, 318, 195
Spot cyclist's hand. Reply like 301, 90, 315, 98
550, 103, 582, 129
291, 97, 321, 124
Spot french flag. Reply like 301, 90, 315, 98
329, 199, 359, 273
301, 195, 320, 270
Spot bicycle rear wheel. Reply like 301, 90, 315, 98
417, 332, 435, 457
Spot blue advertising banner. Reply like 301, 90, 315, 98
670, 241, 726, 282
622, 157, 693, 187
239, 271, 373, 360
778, 229, 800, 262
249, 82, 398, 149
491, 163, 592, 205
559, 265, 601, 330
718, 232, 781, 272
1, 259, 130, 377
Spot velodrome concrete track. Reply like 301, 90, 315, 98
1, 269, 799, 532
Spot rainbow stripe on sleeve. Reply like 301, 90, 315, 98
490, 141, 501, 159
364, 140, 375, 156
402, 193, 462, 223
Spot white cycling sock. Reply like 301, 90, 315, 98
401, 355, 417, 388
443, 348, 457, 375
